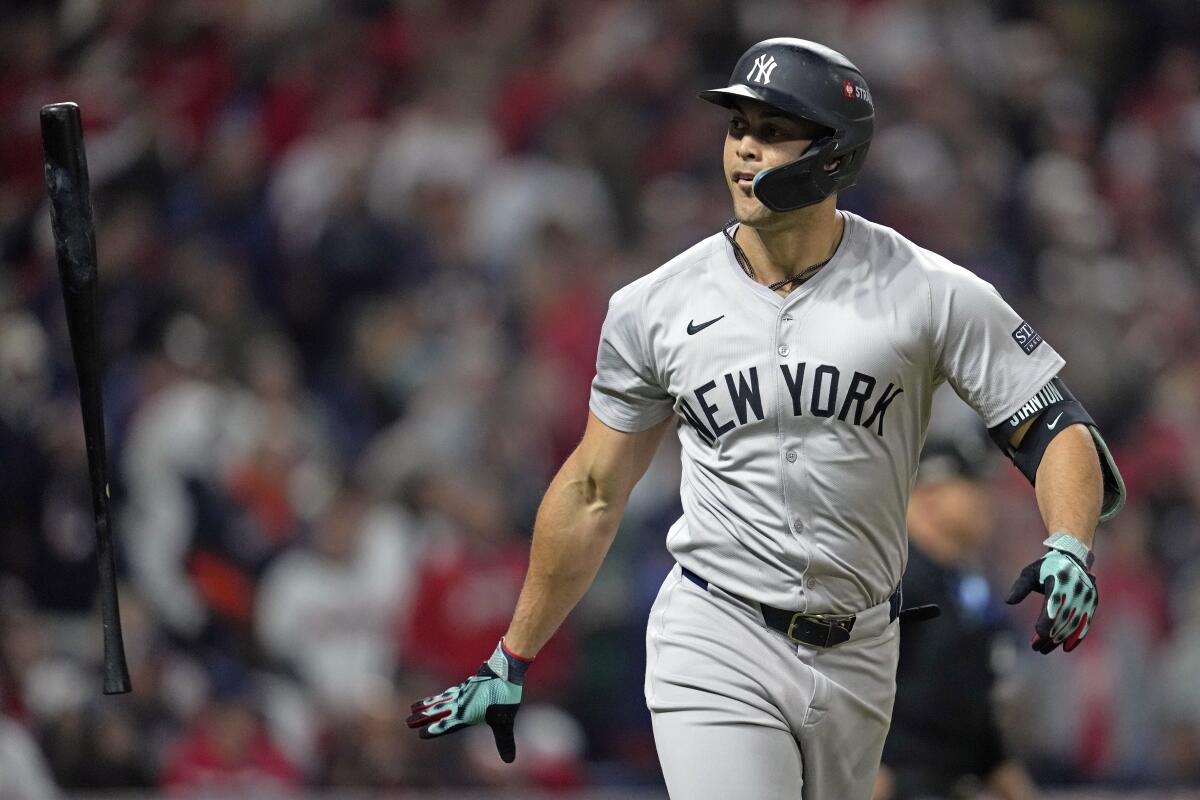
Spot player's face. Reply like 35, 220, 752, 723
723, 99, 825, 226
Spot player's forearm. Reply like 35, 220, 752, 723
503, 454, 627, 657
1034, 423, 1102, 548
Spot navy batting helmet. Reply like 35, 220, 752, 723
699, 38, 874, 212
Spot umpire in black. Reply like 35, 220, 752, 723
873, 428, 1037, 800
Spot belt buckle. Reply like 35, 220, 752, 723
787, 612, 855, 647
786, 612, 811, 645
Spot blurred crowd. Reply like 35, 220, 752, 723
1, 0, 1199, 794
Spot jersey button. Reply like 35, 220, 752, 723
785, 450, 797, 463
781, 315, 793, 322
806, 578, 818, 589
778, 345, 790, 357
793, 519, 803, 533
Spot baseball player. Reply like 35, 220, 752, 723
406, 38, 1126, 799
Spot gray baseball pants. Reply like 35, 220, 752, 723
645, 563, 900, 799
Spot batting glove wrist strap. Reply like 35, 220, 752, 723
407, 640, 526, 762
1043, 531, 1094, 569
492, 638, 532, 685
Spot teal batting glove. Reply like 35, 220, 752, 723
406, 639, 532, 763
1006, 532, 1098, 654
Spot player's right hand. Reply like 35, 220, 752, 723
406, 639, 531, 763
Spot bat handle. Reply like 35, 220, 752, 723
96, 511, 131, 694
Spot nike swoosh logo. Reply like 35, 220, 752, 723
1047, 412, 1064, 430
687, 315, 725, 335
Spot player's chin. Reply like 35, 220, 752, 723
727, 183, 753, 211
731, 194, 773, 227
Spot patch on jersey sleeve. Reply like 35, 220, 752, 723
1011, 321, 1044, 355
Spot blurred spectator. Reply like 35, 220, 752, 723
162, 663, 301, 794
40, 703, 154, 790
0, 310, 53, 597
256, 481, 418, 712
0, 711, 60, 799
118, 314, 232, 640
401, 472, 574, 693
1158, 574, 1200, 786
319, 680, 417, 788
122, 321, 334, 647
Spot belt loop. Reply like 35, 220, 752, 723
889, 584, 902, 623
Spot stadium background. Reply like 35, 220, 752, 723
2, 0, 1199, 796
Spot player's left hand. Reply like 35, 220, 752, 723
1005, 533, 1097, 654
406, 639, 530, 762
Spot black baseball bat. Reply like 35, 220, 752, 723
40, 102, 132, 695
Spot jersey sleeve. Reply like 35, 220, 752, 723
929, 262, 1065, 428
589, 285, 675, 432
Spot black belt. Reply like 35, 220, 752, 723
680, 565, 936, 648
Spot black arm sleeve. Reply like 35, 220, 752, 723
987, 377, 1126, 522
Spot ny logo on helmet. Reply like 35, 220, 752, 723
747, 55, 778, 85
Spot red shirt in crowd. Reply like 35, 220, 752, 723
401, 539, 574, 692
163, 710, 300, 794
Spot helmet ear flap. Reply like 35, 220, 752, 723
752, 137, 841, 211
753, 139, 870, 211
831, 142, 870, 191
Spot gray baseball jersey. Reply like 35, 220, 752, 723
590, 210, 1064, 614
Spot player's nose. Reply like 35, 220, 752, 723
736, 135, 762, 162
